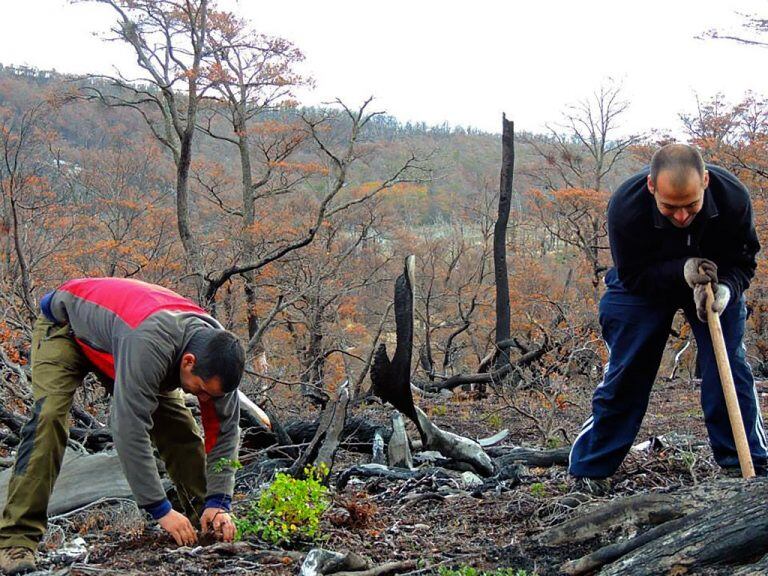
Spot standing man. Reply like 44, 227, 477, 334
0, 278, 244, 575
569, 143, 768, 493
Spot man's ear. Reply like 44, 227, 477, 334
181, 352, 197, 370
702, 169, 709, 189
647, 175, 655, 195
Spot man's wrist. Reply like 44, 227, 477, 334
204, 494, 232, 511
143, 498, 172, 520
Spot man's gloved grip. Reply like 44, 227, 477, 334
693, 283, 731, 322
684, 258, 718, 288
712, 283, 731, 315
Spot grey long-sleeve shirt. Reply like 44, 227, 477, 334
41, 277, 240, 515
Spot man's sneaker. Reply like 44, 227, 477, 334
571, 477, 611, 496
0, 546, 36, 575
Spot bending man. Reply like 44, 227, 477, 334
0, 278, 244, 575
569, 143, 768, 494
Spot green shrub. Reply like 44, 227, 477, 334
431, 404, 448, 417
545, 436, 562, 449
529, 482, 546, 499
234, 464, 330, 545
484, 412, 504, 429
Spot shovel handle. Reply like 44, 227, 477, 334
704, 281, 755, 479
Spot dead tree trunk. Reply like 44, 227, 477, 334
493, 115, 514, 373
288, 381, 350, 478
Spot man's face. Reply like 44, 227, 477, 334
179, 353, 225, 401
647, 169, 708, 228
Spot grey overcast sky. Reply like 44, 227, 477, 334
0, 0, 765, 135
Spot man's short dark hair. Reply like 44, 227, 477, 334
649, 143, 705, 188
186, 328, 245, 393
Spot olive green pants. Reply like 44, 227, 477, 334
0, 317, 207, 551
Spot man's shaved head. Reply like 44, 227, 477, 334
649, 143, 705, 188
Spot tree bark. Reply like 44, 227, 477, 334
542, 479, 768, 575
493, 115, 514, 370
288, 382, 350, 477
235, 111, 264, 346
598, 481, 768, 575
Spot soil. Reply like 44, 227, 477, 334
27, 376, 768, 575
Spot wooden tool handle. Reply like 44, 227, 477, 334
704, 282, 755, 479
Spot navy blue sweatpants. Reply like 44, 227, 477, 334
569, 269, 768, 478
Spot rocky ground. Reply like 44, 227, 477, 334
6, 375, 768, 576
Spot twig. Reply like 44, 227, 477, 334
68, 565, 126, 575
48, 498, 138, 522
334, 560, 418, 576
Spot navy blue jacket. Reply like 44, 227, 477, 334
608, 164, 759, 302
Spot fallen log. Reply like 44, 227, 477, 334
541, 479, 768, 575
542, 492, 696, 546
2, 392, 281, 457
285, 415, 392, 453
236, 390, 271, 429
284, 418, 510, 467
70, 405, 104, 430
561, 514, 695, 576
1, 407, 111, 452
336, 464, 454, 491
489, 445, 570, 468
235, 457, 294, 489
415, 407, 494, 476
0, 407, 25, 435
598, 479, 768, 575
478, 428, 509, 447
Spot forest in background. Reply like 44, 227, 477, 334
1, 58, 767, 434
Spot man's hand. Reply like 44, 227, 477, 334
201, 508, 236, 543
158, 510, 198, 547
684, 258, 718, 288
693, 283, 731, 322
